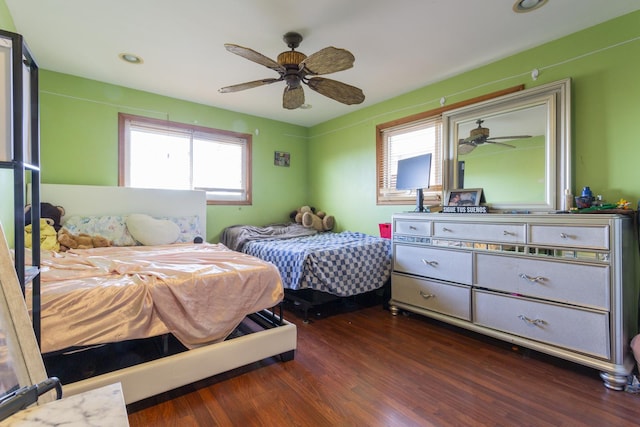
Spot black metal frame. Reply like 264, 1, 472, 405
283, 279, 391, 323
0, 29, 41, 346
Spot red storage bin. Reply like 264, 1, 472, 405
379, 223, 391, 239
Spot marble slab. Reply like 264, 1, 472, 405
1, 382, 129, 426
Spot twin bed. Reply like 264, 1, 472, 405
221, 223, 392, 321
22, 184, 391, 404
28, 184, 297, 404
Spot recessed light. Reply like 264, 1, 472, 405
513, 0, 548, 13
119, 53, 143, 64
299, 104, 312, 110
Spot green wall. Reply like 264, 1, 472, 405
308, 11, 640, 235
0, 0, 14, 31
461, 137, 545, 203
2, 2, 640, 240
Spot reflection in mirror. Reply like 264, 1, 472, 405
457, 105, 547, 204
443, 78, 571, 212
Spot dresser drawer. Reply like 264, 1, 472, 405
473, 290, 610, 359
528, 224, 609, 249
475, 253, 610, 310
392, 273, 471, 320
433, 221, 525, 244
394, 220, 431, 237
394, 245, 472, 284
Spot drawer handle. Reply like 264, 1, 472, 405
409, 225, 417, 230
518, 314, 546, 327
421, 259, 439, 267
503, 230, 515, 236
419, 291, 436, 300
518, 273, 546, 283
559, 232, 574, 239
441, 227, 452, 232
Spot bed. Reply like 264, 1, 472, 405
221, 223, 392, 321
26, 184, 297, 404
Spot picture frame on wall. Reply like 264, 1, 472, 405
445, 188, 484, 207
274, 151, 290, 167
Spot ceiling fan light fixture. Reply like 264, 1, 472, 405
219, 31, 364, 109
513, 0, 548, 13
277, 50, 306, 66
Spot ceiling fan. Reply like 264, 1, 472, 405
218, 32, 365, 110
458, 119, 531, 155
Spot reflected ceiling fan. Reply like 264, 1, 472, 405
458, 119, 531, 155
218, 32, 365, 110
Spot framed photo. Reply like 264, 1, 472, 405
445, 188, 483, 207
274, 151, 290, 167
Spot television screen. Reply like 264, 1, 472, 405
396, 153, 432, 190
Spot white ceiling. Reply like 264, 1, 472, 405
6, 0, 640, 127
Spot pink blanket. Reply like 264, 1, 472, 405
28, 244, 283, 354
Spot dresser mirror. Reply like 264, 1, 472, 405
443, 78, 571, 212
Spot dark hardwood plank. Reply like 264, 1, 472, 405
128, 306, 639, 426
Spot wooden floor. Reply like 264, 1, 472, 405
127, 304, 639, 426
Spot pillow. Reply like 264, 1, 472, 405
126, 214, 180, 246
158, 215, 202, 243
62, 215, 137, 246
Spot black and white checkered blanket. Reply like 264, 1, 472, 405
242, 231, 392, 297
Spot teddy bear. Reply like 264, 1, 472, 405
25, 202, 65, 231
57, 228, 112, 251
289, 205, 335, 231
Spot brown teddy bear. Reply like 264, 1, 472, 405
290, 205, 335, 231
58, 228, 112, 251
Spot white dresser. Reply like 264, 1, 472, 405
390, 212, 638, 390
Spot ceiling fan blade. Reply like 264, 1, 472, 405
487, 135, 532, 140
224, 44, 285, 74
283, 85, 305, 110
486, 141, 516, 148
458, 140, 476, 155
300, 47, 355, 75
219, 78, 281, 93
306, 77, 365, 105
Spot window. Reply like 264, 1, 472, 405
119, 113, 252, 205
376, 86, 525, 207
377, 116, 443, 206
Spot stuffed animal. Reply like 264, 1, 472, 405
25, 202, 65, 231
290, 205, 335, 231
25, 219, 60, 251
58, 228, 112, 251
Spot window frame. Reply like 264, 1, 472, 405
118, 113, 252, 205
376, 86, 524, 207
377, 115, 444, 206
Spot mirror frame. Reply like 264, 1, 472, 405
443, 78, 572, 212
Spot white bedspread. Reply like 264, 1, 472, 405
27, 244, 284, 354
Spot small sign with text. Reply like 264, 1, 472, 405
442, 206, 488, 214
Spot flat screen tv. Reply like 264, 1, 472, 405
396, 153, 432, 212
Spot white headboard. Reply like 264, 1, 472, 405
36, 184, 207, 237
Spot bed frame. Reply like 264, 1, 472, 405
35, 184, 297, 404
284, 281, 391, 323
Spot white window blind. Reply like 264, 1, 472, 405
378, 116, 443, 204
